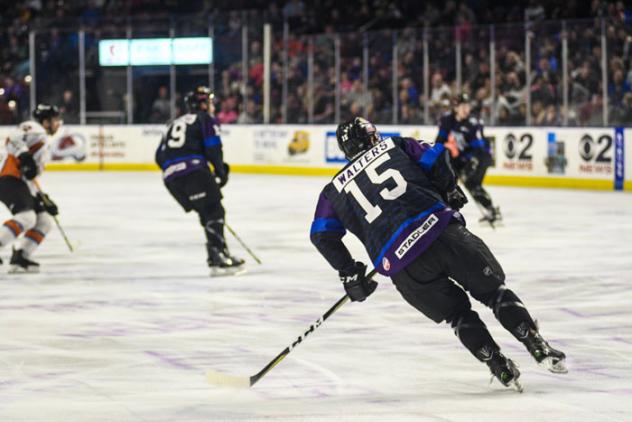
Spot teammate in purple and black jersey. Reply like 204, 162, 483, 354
310, 117, 566, 391
156, 86, 244, 276
436, 93, 501, 224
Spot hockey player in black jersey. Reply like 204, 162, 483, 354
311, 117, 566, 391
436, 93, 501, 224
156, 86, 244, 276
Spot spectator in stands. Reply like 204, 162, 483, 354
430, 72, 451, 119
150, 86, 170, 124
237, 99, 259, 124
217, 97, 239, 124
60, 89, 79, 124
1, 0, 630, 127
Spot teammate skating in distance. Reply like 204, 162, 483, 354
155, 86, 244, 276
0, 104, 61, 273
436, 93, 501, 224
310, 117, 566, 391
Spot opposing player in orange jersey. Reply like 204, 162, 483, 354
0, 104, 61, 273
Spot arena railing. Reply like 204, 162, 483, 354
1, 15, 630, 127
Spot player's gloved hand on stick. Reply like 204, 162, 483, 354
339, 261, 377, 302
36, 192, 59, 216
216, 162, 230, 188
445, 185, 468, 211
18, 152, 38, 180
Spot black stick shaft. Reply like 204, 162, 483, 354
226, 223, 262, 264
249, 269, 378, 386
33, 180, 74, 252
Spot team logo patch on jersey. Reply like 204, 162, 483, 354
382, 257, 391, 272
395, 214, 439, 259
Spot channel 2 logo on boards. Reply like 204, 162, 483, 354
502, 132, 534, 170
578, 133, 613, 174
325, 131, 400, 163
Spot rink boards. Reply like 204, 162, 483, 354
0, 124, 629, 191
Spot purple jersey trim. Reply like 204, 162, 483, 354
163, 158, 207, 181
313, 192, 339, 219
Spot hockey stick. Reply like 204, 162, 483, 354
33, 180, 74, 252
206, 268, 379, 388
225, 222, 261, 264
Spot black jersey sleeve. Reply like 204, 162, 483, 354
467, 118, 487, 150
200, 114, 226, 178
155, 133, 167, 167
435, 114, 451, 144
310, 191, 355, 271
397, 137, 457, 194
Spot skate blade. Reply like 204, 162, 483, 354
8, 265, 39, 274
539, 357, 568, 374
511, 378, 524, 393
479, 218, 503, 227
489, 376, 524, 393
210, 266, 247, 277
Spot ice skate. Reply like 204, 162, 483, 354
207, 245, 246, 277
8, 249, 40, 274
479, 206, 502, 227
482, 349, 523, 393
517, 322, 567, 374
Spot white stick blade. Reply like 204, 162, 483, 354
206, 370, 251, 388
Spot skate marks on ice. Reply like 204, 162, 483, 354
0, 173, 631, 421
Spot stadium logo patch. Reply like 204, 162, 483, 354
395, 214, 439, 259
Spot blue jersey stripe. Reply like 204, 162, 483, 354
310, 218, 346, 235
204, 135, 221, 148
372, 202, 445, 269
438, 129, 448, 139
419, 143, 445, 172
470, 138, 485, 149
161, 154, 205, 170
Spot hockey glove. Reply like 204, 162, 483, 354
445, 185, 468, 211
339, 262, 377, 302
18, 152, 38, 180
216, 163, 230, 188
36, 192, 59, 216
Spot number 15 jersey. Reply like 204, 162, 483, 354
310, 137, 465, 276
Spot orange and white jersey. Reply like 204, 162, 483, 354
0, 121, 50, 188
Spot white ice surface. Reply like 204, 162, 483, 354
0, 172, 631, 422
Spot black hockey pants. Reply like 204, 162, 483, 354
391, 222, 536, 361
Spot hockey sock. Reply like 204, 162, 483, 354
14, 213, 52, 258
204, 219, 226, 249
486, 285, 537, 340
0, 220, 24, 247
451, 309, 500, 362
0, 211, 36, 249
469, 186, 493, 210
465, 182, 493, 209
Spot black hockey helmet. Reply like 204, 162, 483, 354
452, 92, 470, 106
185, 86, 214, 112
336, 117, 381, 160
33, 103, 60, 123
